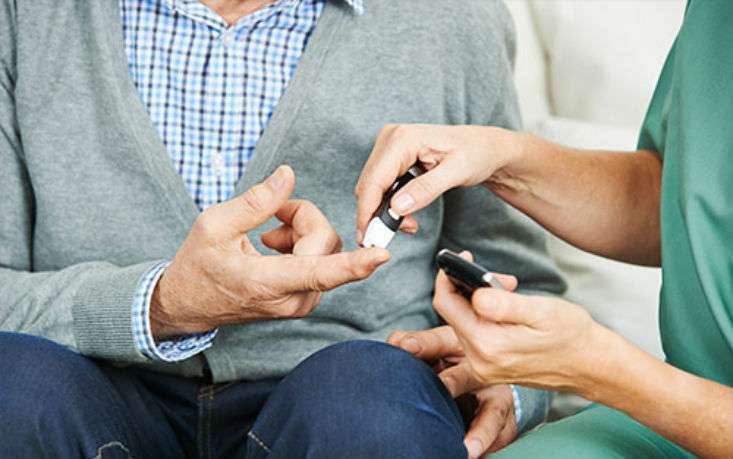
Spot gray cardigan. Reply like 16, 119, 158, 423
0, 0, 565, 431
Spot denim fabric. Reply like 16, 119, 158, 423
0, 333, 467, 459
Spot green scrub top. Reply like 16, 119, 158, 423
638, 0, 733, 387
494, 3, 731, 457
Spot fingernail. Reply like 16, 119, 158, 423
465, 439, 483, 459
401, 337, 421, 354
267, 166, 285, 190
370, 249, 391, 267
393, 193, 415, 213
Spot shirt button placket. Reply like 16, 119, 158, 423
213, 152, 225, 177
220, 30, 234, 47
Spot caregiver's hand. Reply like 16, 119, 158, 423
355, 124, 525, 241
430, 252, 608, 397
388, 326, 518, 459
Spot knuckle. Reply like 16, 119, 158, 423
241, 187, 267, 215
291, 308, 307, 319
192, 212, 215, 236
474, 365, 493, 385
432, 293, 445, 313
358, 173, 381, 193
382, 123, 399, 137
354, 177, 369, 196
390, 124, 411, 139
305, 263, 328, 292
330, 233, 343, 253
493, 293, 511, 315
389, 124, 404, 139
346, 255, 370, 280
299, 199, 318, 215
411, 177, 435, 198
280, 301, 302, 318
349, 263, 369, 281
476, 346, 494, 367
286, 294, 319, 318
494, 400, 510, 420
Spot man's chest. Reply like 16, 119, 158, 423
119, 0, 324, 209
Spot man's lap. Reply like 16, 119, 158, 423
492, 404, 694, 459
247, 340, 467, 458
0, 333, 466, 459
0, 332, 188, 458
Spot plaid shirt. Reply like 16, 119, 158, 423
122, 0, 362, 362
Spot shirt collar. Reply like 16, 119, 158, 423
343, 0, 364, 15
165, 0, 364, 16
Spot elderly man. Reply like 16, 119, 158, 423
0, 0, 565, 458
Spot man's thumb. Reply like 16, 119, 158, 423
212, 165, 295, 236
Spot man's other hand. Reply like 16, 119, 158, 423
151, 165, 390, 339
388, 325, 518, 459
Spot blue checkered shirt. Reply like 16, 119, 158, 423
122, 0, 362, 362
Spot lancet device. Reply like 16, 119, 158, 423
361, 165, 424, 249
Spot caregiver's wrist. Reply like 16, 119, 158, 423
570, 323, 626, 401
484, 131, 545, 197
574, 324, 636, 403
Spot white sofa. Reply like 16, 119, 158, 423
504, 0, 686, 418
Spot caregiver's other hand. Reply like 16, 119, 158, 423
388, 326, 518, 458
355, 124, 526, 242
432, 254, 607, 397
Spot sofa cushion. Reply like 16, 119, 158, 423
529, 0, 684, 126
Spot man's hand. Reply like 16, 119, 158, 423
388, 326, 518, 458
151, 165, 390, 339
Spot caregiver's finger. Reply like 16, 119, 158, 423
471, 288, 545, 327
386, 330, 408, 346
488, 417, 518, 454
433, 268, 479, 337
438, 362, 484, 398
491, 273, 518, 292
391, 326, 463, 361
355, 125, 418, 241
464, 400, 508, 459
389, 154, 466, 216
456, 251, 518, 291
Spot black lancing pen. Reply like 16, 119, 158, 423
361, 164, 424, 249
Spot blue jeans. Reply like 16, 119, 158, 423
0, 333, 467, 459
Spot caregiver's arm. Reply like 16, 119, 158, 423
487, 133, 662, 266
588, 325, 733, 459
356, 125, 662, 266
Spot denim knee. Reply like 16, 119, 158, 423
248, 340, 467, 459
0, 333, 115, 415
0, 333, 135, 458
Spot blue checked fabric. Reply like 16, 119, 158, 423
122, 0, 361, 361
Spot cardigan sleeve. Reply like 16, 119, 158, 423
0, 0, 158, 363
